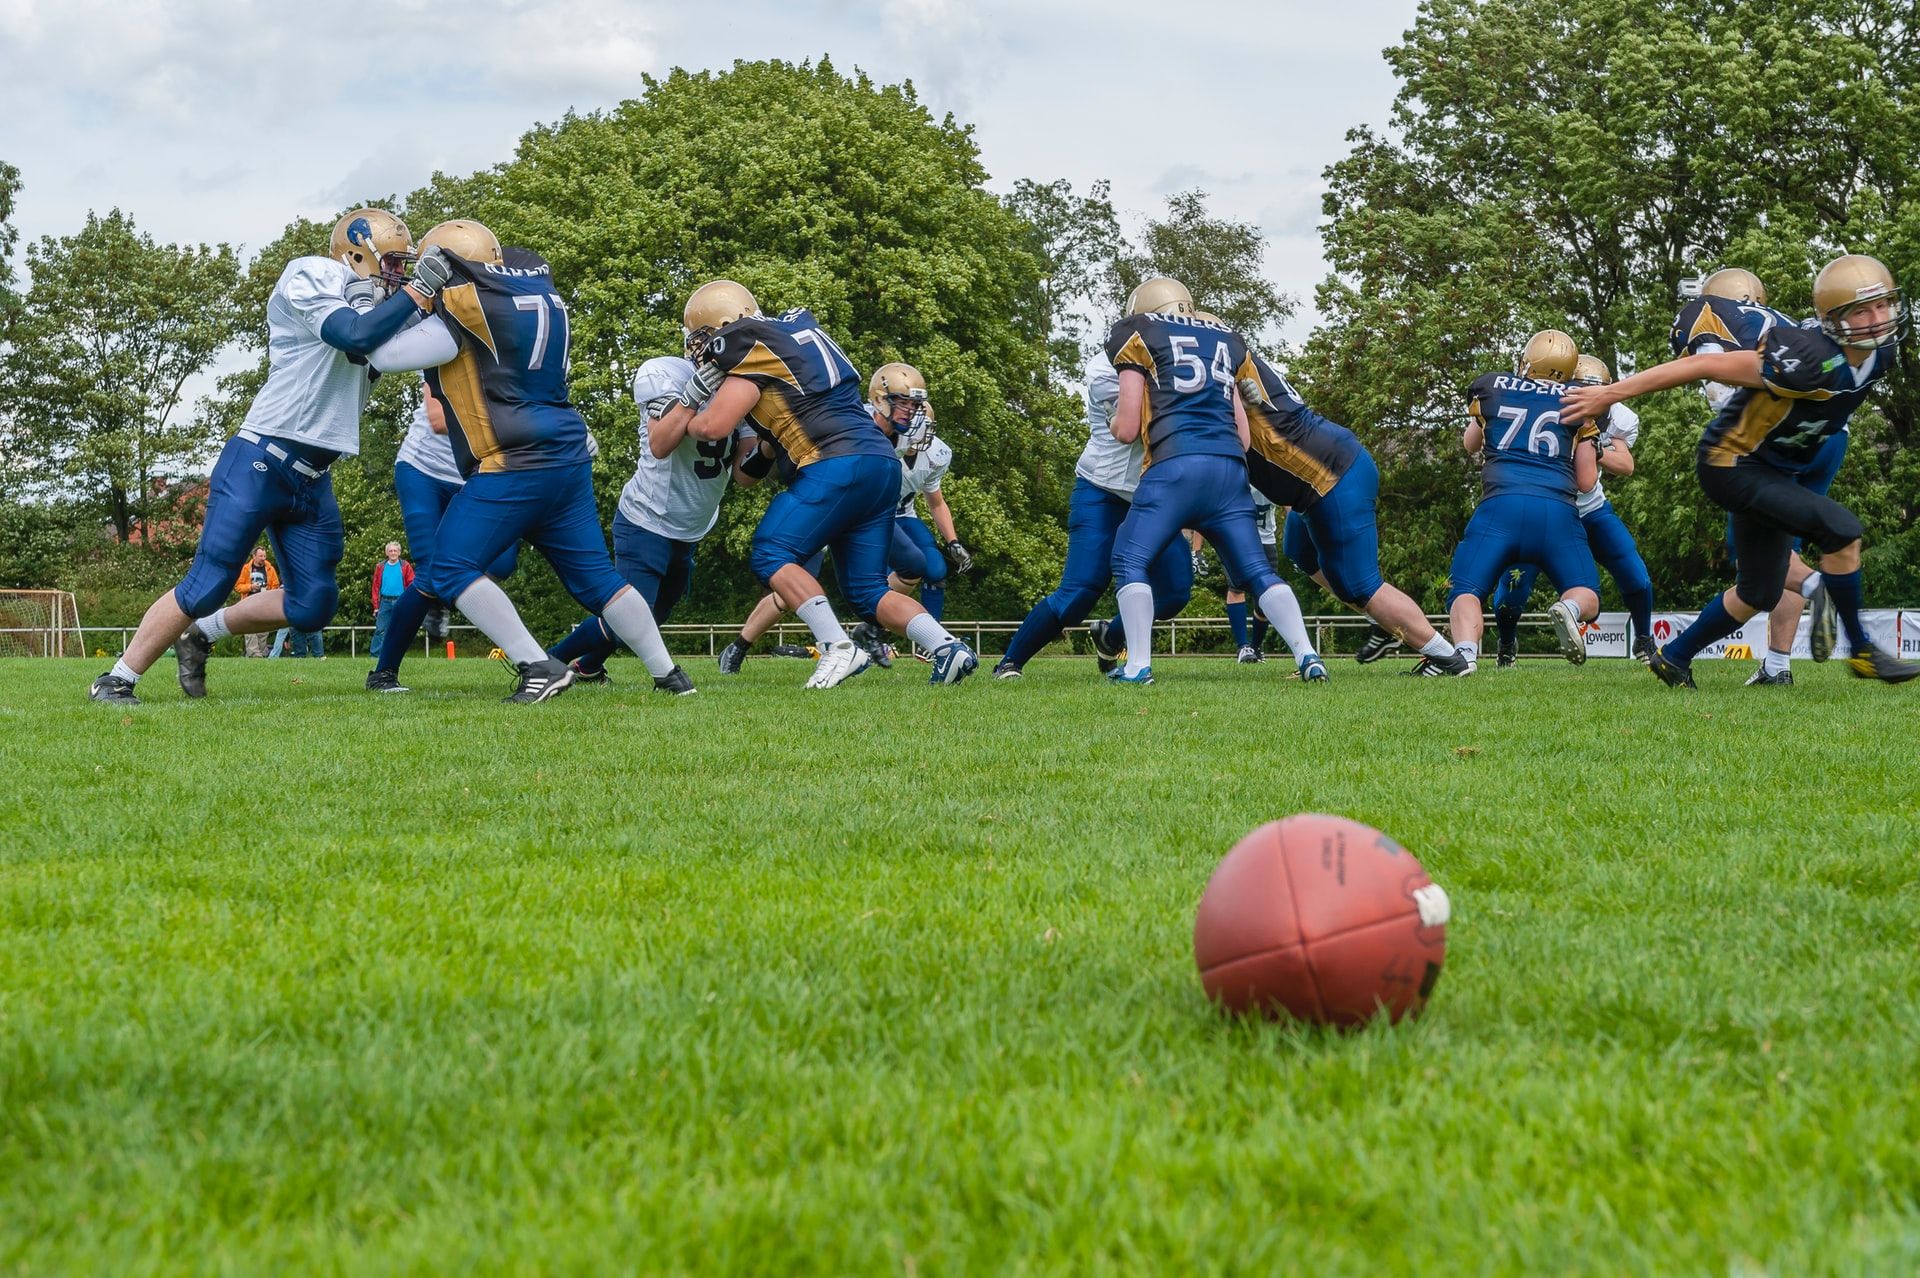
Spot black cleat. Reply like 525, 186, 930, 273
365, 668, 410, 693
1846, 646, 1920, 684
850, 621, 894, 669
174, 627, 211, 698
653, 664, 697, 695
504, 658, 575, 704
89, 673, 140, 705
568, 661, 611, 685
1632, 635, 1655, 665
1409, 649, 1474, 677
717, 640, 749, 674
1355, 623, 1402, 664
1088, 619, 1124, 675
771, 643, 816, 659
1743, 666, 1793, 687
992, 661, 1022, 680
1236, 645, 1263, 664
1495, 640, 1517, 669
1647, 648, 1696, 689
1807, 579, 1836, 663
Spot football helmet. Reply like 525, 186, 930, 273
1814, 254, 1904, 349
417, 219, 504, 266
683, 280, 759, 361
868, 361, 928, 420
1700, 267, 1767, 306
1193, 309, 1225, 325
329, 208, 414, 289
1570, 354, 1612, 386
1516, 329, 1579, 382
1125, 276, 1195, 317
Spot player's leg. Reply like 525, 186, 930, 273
1307, 456, 1458, 667
1653, 464, 1789, 685
429, 472, 575, 700
1491, 565, 1538, 666
1244, 543, 1276, 655
369, 463, 456, 689
1531, 500, 1601, 664
857, 488, 975, 685
548, 513, 665, 678
1783, 431, 1849, 663
1444, 497, 1524, 669
898, 516, 949, 621
997, 479, 1125, 675
1223, 574, 1252, 657
1583, 502, 1655, 661
1189, 464, 1322, 679
1109, 464, 1203, 681
1742, 474, 1908, 678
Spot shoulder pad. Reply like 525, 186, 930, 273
1105, 316, 1157, 380
1760, 325, 1850, 395
281, 255, 349, 298
926, 437, 954, 468
633, 355, 696, 404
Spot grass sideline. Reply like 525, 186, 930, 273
2, 653, 1917, 1275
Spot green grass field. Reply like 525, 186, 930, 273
3, 652, 1917, 1275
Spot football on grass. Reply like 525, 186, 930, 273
1194, 814, 1448, 1026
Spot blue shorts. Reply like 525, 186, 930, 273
750, 453, 899, 619
1448, 493, 1598, 605
173, 432, 344, 631
1496, 500, 1650, 613
1113, 454, 1279, 598
1725, 429, 1849, 562
394, 461, 519, 591
429, 461, 629, 612
611, 512, 696, 624
1279, 449, 1385, 606
889, 516, 948, 585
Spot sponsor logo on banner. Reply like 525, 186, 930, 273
1724, 644, 1752, 659
1581, 614, 1631, 658
1902, 612, 1920, 656
1579, 609, 1910, 656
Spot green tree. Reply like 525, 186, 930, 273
1110, 190, 1294, 346
1002, 178, 1126, 378
4, 210, 244, 543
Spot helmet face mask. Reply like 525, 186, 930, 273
683, 281, 759, 362
330, 208, 415, 290
1816, 255, 1905, 350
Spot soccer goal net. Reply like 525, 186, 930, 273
0, 590, 84, 657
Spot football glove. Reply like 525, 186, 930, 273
643, 393, 679, 422
945, 539, 974, 572
409, 246, 455, 300
1237, 375, 1273, 409
344, 275, 381, 312
679, 361, 727, 411
1192, 549, 1210, 576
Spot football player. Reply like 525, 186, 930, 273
992, 345, 1195, 679
1232, 332, 1471, 676
1100, 278, 1321, 684
366, 221, 692, 703
91, 209, 445, 704
1445, 330, 1602, 671
659, 281, 978, 688
1489, 355, 1654, 667
1565, 254, 1919, 687
1670, 268, 1843, 684
543, 354, 766, 680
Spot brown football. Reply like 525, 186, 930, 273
1194, 814, 1448, 1026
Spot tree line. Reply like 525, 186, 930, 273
4, 4, 1918, 638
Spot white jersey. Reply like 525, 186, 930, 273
395, 393, 465, 486
1074, 350, 1146, 498
896, 436, 952, 517
238, 256, 375, 455
617, 356, 748, 542
1251, 485, 1277, 545
1575, 403, 1640, 518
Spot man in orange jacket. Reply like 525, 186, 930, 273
234, 547, 280, 656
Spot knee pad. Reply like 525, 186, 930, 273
283, 582, 340, 632
172, 565, 236, 620
921, 556, 949, 586
1811, 506, 1864, 553
844, 577, 890, 622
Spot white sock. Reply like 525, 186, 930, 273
453, 577, 545, 665
905, 612, 957, 653
1116, 581, 1155, 675
1255, 582, 1315, 658
1764, 648, 1792, 675
111, 659, 140, 684
194, 609, 231, 641
1799, 572, 1822, 599
1419, 633, 1457, 658
601, 588, 675, 678
795, 595, 849, 646
1459, 641, 1480, 664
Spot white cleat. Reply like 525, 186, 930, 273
1548, 598, 1588, 665
805, 639, 872, 689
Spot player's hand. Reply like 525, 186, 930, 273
1192, 549, 1210, 576
584, 431, 601, 459
1237, 375, 1273, 409
344, 275, 380, 312
643, 393, 679, 422
1560, 381, 1615, 425
679, 361, 726, 411
945, 539, 974, 572
409, 246, 454, 300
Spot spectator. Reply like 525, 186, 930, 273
369, 541, 414, 658
269, 626, 324, 658
234, 547, 279, 657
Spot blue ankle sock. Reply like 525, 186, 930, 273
1666, 595, 1742, 665
374, 587, 432, 673
548, 616, 617, 671
1822, 569, 1872, 653
1225, 601, 1249, 647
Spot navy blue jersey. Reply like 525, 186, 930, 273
431, 250, 591, 477
1669, 296, 1796, 358
1701, 325, 1892, 471
706, 309, 892, 471
1241, 352, 1364, 509
1104, 313, 1258, 466
1467, 372, 1598, 502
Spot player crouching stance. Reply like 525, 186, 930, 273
1564, 255, 1919, 687
91, 209, 444, 704
661, 281, 978, 688
1445, 331, 1603, 672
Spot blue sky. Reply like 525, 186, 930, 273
2, 0, 1420, 342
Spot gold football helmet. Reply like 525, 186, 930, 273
329, 208, 414, 288
1516, 329, 1579, 382
1125, 276, 1195, 317
417, 219, 503, 266
868, 361, 928, 419
1700, 267, 1767, 306
683, 280, 760, 360
1192, 310, 1226, 325
1814, 254, 1903, 349
1570, 355, 1612, 385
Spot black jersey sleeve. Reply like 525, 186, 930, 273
1758, 325, 1848, 399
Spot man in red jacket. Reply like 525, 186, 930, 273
370, 542, 415, 658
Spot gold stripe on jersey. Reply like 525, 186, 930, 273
748, 386, 821, 468
1111, 332, 1158, 383
1704, 394, 1789, 467
732, 341, 802, 390
1248, 417, 1338, 496
437, 348, 505, 473
440, 283, 500, 361
1686, 304, 1739, 348
1759, 377, 1842, 402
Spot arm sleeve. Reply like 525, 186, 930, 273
1759, 327, 1841, 398
365, 312, 457, 372
322, 289, 430, 360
